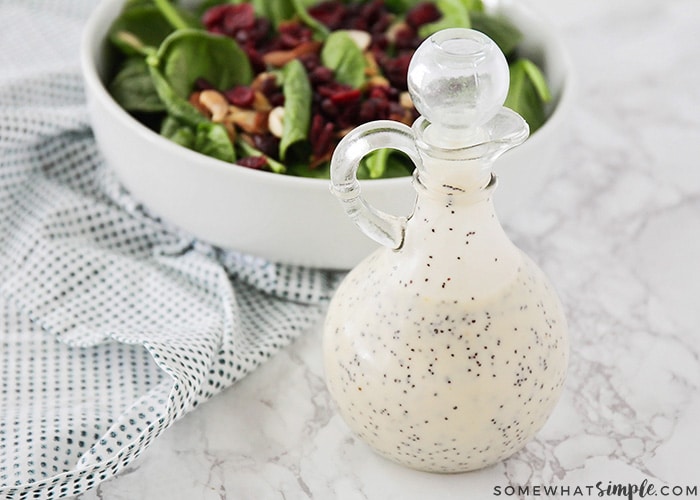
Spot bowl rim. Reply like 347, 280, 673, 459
80, 0, 575, 191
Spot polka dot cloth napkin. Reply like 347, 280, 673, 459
0, 1, 339, 497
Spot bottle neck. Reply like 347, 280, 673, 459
400, 169, 521, 300
413, 165, 495, 202
412, 117, 499, 198
409, 111, 529, 198
393, 113, 525, 299
409, 169, 501, 234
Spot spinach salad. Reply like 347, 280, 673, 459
108, 0, 552, 178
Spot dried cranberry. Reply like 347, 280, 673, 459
313, 121, 336, 157
298, 53, 321, 72
309, 66, 334, 85
405, 2, 442, 28
245, 49, 266, 74
360, 0, 384, 24
223, 4, 256, 32
203, 3, 270, 55
257, 76, 279, 98
320, 98, 338, 117
208, 25, 225, 36
394, 25, 419, 51
268, 92, 285, 107
368, 85, 390, 99
202, 4, 230, 28
348, 17, 368, 31
330, 88, 361, 105
310, 114, 326, 140
195, 78, 216, 91
237, 156, 268, 170
370, 33, 389, 52
370, 15, 392, 36
337, 106, 359, 129
317, 82, 353, 98
381, 53, 413, 90
277, 21, 314, 49
248, 17, 271, 44
252, 134, 280, 158
308, 1, 345, 30
235, 30, 251, 45
360, 97, 390, 122
225, 85, 255, 108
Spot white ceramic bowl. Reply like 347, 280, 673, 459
81, 0, 573, 269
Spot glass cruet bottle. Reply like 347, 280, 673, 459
323, 28, 569, 473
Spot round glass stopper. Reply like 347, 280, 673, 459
407, 28, 509, 131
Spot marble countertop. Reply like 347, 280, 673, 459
79, 0, 700, 498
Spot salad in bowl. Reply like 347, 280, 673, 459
106, 0, 552, 179
82, 0, 572, 268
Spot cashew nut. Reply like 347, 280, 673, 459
268, 106, 285, 138
199, 90, 229, 123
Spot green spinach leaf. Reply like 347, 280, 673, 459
520, 58, 552, 103
363, 148, 391, 179
161, 115, 195, 148
155, 29, 253, 99
153, 0, 200, 30
285, 161, 330, 178
418, 0, 471, 39
361, 149, 414, 179
147, 62, 208, 127
249, 0, 295, 28
237, 139, 287, 173
383, 0, 421, 14
460, 0, 484, 12
122, 0, 157, 8
320, 31, 367, 89
290, 0, 330, 38
194, 0, 235, 17
504, 58, 551, 132
108, 4, 174, 56
194, 122, 236, 162
109, 57, 164, 112
160, 115, 235, 162
280, 59, 312, 160
470, 11, 522, 57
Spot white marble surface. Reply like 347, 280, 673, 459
78, 0, 700, 498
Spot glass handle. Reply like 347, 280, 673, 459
330, 120, 421, 250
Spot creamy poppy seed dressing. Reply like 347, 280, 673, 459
323, 187, 569, 472
325, 28, 569, 473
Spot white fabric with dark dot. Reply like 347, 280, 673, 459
0, 1, 338, 497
